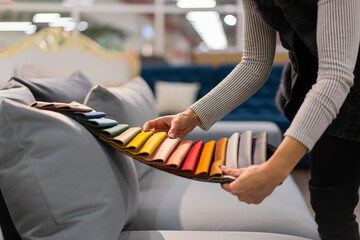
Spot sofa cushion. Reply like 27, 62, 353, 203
84, 76, 158, 179
0, 99, 138, 240
125, 169, 320, 240
0, 82, 35, 105
119, 230, 315, 240
155, 80, 200, 115
10, 71, 92, 103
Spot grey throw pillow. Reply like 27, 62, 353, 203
0, 99, 139, 240
10, 71, 92, 103
0, 83, 35, 105
84, 76, 158, 179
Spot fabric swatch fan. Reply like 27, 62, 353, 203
31, 101, 277, 183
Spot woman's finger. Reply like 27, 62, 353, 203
221, 166, 243, 177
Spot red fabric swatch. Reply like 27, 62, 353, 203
180, 140, 204, 172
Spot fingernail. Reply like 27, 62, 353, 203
169, 133, 175, 139
220, 165, 228, 170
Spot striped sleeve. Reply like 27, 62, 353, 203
189, 0, 276, 130
284, 0, 360, 150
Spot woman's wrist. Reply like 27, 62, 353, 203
264, 136, 308, 183
184, 108, 201, 129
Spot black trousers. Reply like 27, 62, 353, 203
310, 134, 360, 188
310, 133, 360, 240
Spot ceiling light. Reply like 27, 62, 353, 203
0, 22, 31, 31
186, 11, 228, 50
33, 13, 60, 23
49, 17, 76, 31
25, 25, 37, 34
224, 14, 237, 26
78, 21, 89, 31
177, 0, 216, 9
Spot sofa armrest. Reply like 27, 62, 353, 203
184, 121, 283, 147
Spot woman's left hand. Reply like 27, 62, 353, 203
221, 162, 286, 204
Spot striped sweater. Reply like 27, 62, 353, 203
190, 0, 360, 150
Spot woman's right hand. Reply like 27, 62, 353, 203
142, 108, 201, 139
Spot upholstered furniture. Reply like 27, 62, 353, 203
0, 28, 318, 239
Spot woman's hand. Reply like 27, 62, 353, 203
221, 162, 285, 204
143, 108, 201, 139
221, 136, 308, 204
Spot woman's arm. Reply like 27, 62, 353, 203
222, 0, 360, 204
284, 0, 360, 150
189, 0, 277, 130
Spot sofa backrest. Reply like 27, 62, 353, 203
141, 65, 216, 100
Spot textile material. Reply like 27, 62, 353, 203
226, 133, 240, 168
195, 141, 216, 176
10, 71, 92, 103
0, 82, 36, 105
144, 137, 181, 162
0, 99, 139, 240
166, 140, 194, 169
238, 131, 252, 168
180, 141, 205, 173
83, 76, 158, 179
210, 138, 228, 177
31, 101, 276, 184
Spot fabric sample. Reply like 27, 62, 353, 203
10, 71, 92, 103
166, 140, 194, 169
253, 131, 268, 165
226, 132, 240, 169
125, 132, 167, 157
71, 111, 106, 119
0, 99, 139, 240
195, 141, 216, 176
110, 127, 142, 145
79, 118, 118, 128
123, 130, 154, 150
238, 130, 253, 168
144, 137, 181, 162
209, 138, 228, 177
180, 141, 205, 173
31, 101, 93, 112
97, 124, 130, 138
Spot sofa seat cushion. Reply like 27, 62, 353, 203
119, 231, 314, 240
125, 169, 320, 240
0, 99, 139, 240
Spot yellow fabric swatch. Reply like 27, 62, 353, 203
123, 130, 154, 150
194, 141, 216, 176
125, 132, 167, 156
209, 138, 228, 177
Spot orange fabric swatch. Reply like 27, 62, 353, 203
209, 138, 228, 177
165, 140, 193, 169
195, 141, 216, 176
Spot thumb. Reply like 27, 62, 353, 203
221, 165, 243, 178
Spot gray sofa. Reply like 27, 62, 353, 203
0, 74, 320, 240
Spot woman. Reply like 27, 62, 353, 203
143, 0, 360, 239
